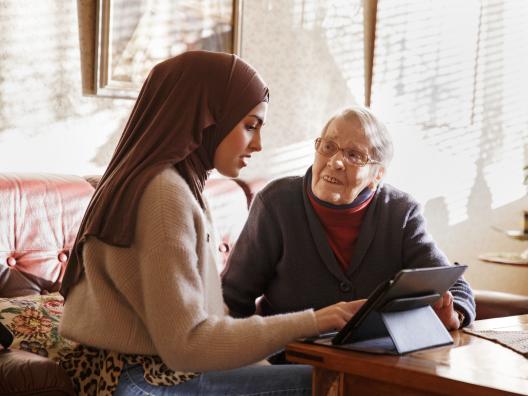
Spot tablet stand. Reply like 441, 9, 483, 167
380, 305, 453, 354
338, 294, 453, 355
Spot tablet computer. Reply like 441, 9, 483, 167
322, 264, 467, 347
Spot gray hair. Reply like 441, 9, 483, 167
320, 106, 394, 167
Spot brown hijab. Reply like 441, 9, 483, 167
60, 51, 268, 298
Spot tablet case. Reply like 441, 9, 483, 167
314, 303, 453, 354
312, 265, 467, 354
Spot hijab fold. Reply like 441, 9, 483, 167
61, 51, 268, 298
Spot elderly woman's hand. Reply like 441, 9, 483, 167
432, 291, 460, 330
314, 300, 366, 334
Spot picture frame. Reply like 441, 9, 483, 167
77, 0, 243, 99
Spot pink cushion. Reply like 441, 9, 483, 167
0, 174, 94, 297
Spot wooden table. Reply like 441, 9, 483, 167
286, 315, 528, 396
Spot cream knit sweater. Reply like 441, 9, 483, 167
59, 168, 318, 372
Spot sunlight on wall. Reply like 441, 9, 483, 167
322, 0, 364, 105
242, 0, 527, 229
266, 139, 314, 178
240, 0, 364, 179
0, 0, 132, 174
289, 0, 364, 101
371, 0, 528, 225
0, 110, 127, 175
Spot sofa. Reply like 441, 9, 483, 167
1, 172, 527, 395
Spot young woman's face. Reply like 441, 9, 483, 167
214, 102, 268, 177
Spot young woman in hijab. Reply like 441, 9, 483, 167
58, 51, 364, 396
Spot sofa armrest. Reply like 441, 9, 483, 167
474, 289, 528, 320
0, 349, 74, 396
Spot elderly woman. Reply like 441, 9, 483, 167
222, 105, 475, 339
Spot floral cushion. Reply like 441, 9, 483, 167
0, 293, 76, 362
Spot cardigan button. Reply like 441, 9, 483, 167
58, 252, 68, 263
219, 243, 230, 253
6, 257, 16, 267
339, 281, 351, 292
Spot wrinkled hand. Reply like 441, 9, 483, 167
314, 300, 366, 334
432, 291, 460, 330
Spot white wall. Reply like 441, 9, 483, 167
0, 0, 526, 293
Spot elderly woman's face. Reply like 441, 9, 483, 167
311, 116, 384, 205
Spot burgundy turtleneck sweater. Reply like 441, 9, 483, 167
307, 183, 374, 271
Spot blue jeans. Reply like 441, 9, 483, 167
113, 363, 312, 396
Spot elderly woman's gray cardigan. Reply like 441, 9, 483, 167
222, 168, 476, 326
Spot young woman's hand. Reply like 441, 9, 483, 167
314, 300, 366, 334
432, 291, 460, 330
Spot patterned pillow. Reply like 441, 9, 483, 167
0, 293, 76, 362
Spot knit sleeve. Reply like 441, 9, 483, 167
222, 193, 282, 317
402, 202, 476, 326
123, 172, 319, 372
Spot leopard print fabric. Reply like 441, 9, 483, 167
59, 344, 199, 395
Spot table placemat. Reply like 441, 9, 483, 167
464, 328, 528, 357
478, 252, 528, 265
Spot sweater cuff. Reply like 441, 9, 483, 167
290, 309, 319, 339
453, 300, 474, 328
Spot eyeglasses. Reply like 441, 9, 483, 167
314, 138, 380, 167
